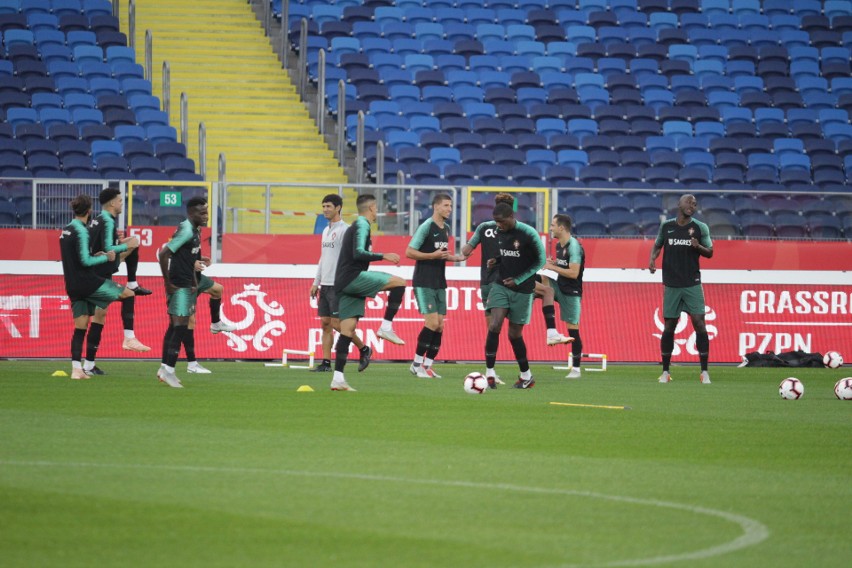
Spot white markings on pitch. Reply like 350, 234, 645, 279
0, 459, 769, 566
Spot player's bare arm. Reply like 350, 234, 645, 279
119, 236, 140, 249
648, 244, 662, 273
545, 261, 580, 279
405, 246, 448, 261
382, 252, 401, 265
158, 248, 177, 294
690, 238, 713, 258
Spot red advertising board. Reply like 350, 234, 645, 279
3, 229, 851, 272
2, 273, 849, 363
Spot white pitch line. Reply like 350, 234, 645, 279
0, 459, 769, 567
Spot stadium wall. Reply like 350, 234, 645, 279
1, 259, 849, 364
2, 230, 850, 270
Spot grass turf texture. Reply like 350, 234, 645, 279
0, 361, 849, 567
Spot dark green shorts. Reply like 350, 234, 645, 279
549, 279, 582, 325
414, 287, 447, 315
486, 284, 534, 325
663, 284, 706, 318
480, 283, 492, 315
71, 279, 125, 317
167, 288, 197, 317
338, 271, 393, 321
197, 274, 215, 294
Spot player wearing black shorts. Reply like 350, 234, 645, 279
543, 214, 585, 379
157, 197, 234, 388
84, 188, 150, 376
309, 194, 370, 373
483, 202, 546, 389
60, 194, 136, 380
331, 194, 407, 391
649, 194, 714, 384
406, 193, 464, 379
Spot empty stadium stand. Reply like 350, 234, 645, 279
279, 0, 852, 238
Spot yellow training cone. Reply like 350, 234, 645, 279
52, 370, 68, 377
296, 385, 314, 392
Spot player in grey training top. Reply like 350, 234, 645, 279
309, 194, 370, 373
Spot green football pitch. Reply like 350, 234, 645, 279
1, 360, 849, 568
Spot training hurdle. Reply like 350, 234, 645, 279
553, 353, 607, 372
264, 348, 315, 369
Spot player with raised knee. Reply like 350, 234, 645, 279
543, 214, 585, 379
60, 194, 136, 380
157, 197, 234, 388
331, 194, 407, 391
310, 193, 371, 373
83, 187, 149, 376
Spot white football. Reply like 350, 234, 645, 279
823, 351, 843, 369
779, 377, 804, 400
463, 372, 488, 395
834, 378, 852, 400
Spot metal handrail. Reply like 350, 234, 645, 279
336, 80, 346, 161
375, 140, 385, 187
218, 153, 229, 234
355, 111, 365, 184
144, 29, 152, 82
127, 0, 134, 50
280, 1, 289, 68
162, 60, 170, 120
317, 49, 326, 135
180, 92, 188, 146
298, 18, 308, 97
199, 122, 207, 181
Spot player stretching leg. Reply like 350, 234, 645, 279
157, 197, 229, 388
60, 195, 136, 379
649, 194, 714, 384
534, 278, 574, 346
83, 188, 149, 376
332, 194, 407, 391
482, 203, 546, 389
310, 194, 371, 373
407, 193, 465, 379
543, 215, 586, 379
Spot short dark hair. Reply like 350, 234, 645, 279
356, 194, 376, 212
322, 193, 343, 208
552, 214, 573, 232
493, 202, 514, 219
432, 193, 452, 206
99, 187, 120, 205
70, 194, 92, 217
494, 192, 514, 206
186, 196, 207, 211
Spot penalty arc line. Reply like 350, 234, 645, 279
0, 459, 769, 567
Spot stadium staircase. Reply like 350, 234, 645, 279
120, 0, 350, 233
